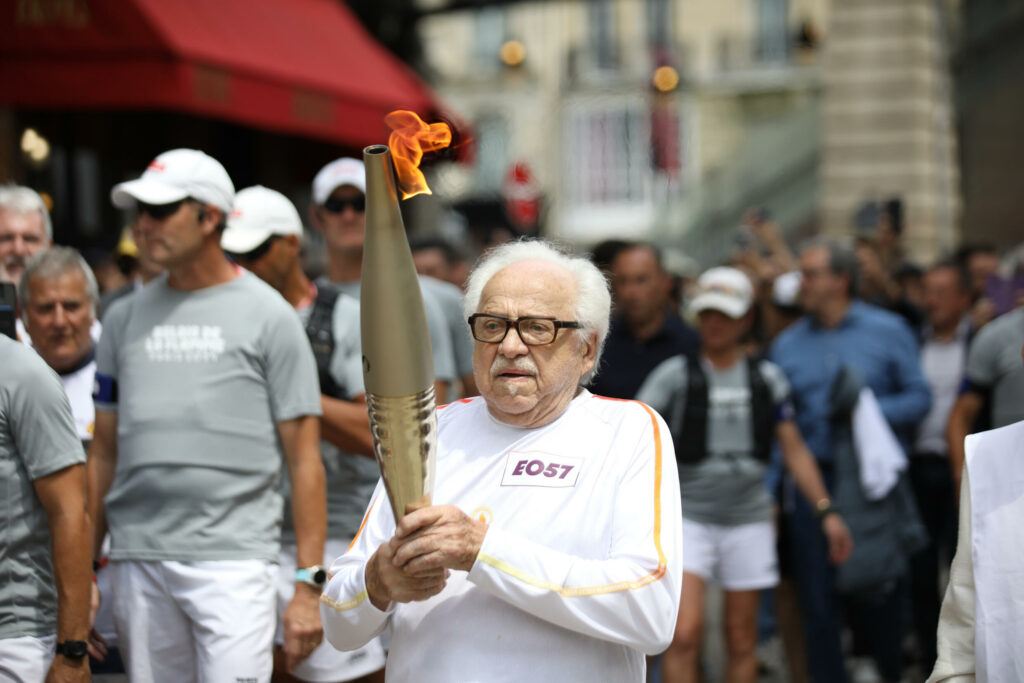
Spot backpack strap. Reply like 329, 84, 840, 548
675, 355, 709, 465
305, 286, 345, 399
748, 357, 774, 463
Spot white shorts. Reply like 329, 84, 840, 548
681, 518, 779, 591
277, 540, 386, 682
0, 634, 55, 683
110, 559, 277, 683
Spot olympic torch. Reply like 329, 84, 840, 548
361, 112, 452, 522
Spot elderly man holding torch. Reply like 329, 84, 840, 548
321, 239, 683, 681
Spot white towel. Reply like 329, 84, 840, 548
851, 387, 907, 500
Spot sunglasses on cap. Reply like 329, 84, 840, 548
136, 199, 186, 220
136, 198, 208, 222
322, 195, 365, 214
225, 235, 280, 263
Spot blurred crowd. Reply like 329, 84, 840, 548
588, 203, 1024, 683
2, 154, 1023, 683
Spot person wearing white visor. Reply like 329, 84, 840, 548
638, 266, 852, 683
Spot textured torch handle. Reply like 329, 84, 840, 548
366, 388, 437, 522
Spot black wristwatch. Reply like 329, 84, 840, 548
814, 497, 838, 520
55, 640, 88, 659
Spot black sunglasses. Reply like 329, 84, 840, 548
136, 199, 186, 220
226, 235, 280, 262
322, 195, 365, 214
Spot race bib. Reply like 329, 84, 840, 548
501, 451, 582, 488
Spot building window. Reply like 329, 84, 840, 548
755, 0, 789, 64
589, 0, 617, 71
646, 0, 672, 53
474, 6, 506, 68
565, 99, 684, 208
472, 114, 509, 194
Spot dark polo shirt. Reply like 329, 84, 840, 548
590, 313, 699, 399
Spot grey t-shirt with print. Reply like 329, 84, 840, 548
965, 307, 1024, 429
280, 291, 377, 543
0, 336, 85, 639
94, 272, 321, 562
637, 356, 790, 525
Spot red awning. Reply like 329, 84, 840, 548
1, 0, 446, 147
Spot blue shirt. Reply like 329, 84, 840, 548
591, 312, 699, 399
770, 300, 931, 463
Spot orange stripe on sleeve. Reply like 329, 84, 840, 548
346, 497, 378, 553
437, 397, 475, 410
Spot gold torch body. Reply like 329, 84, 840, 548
360, 144, 437, 522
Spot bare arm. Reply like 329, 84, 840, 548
320, 393, 374, 457
751, 219, 796, 272
278, 414, 327, 671
35, 463, 92, 682
777, 420, 853, 564
777, 420, 831, 505
280, 415, 327, 567
434, 380, 449, 405
86, 411, 118, 561
946, 392, 983, 498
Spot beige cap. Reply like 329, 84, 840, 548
689, 266, 754, 319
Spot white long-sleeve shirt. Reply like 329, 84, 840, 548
929, 466, 976, 682
929, 419, 1024, 682
321, 389, 683, 682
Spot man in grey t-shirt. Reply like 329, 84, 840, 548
21, 246, 126, 670
0, 336, 92, 681
308, 157, 457, 402
419, 273, 475, 397
88, 149, 327, 682
637, 266, 850, 683
223, 185, 387, 682
411, 237, 477, 396
947, 306, 1024, 492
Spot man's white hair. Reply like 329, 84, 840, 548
0, 184, 53, 240
463, 239, 611, 385
19, 246, 99, 318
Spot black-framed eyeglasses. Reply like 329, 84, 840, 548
468, 313, 581, 346
322, 195, 365, 214
225, 235, 280, 263
136, 199, 186, 220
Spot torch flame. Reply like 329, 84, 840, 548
386, 110, 452, 200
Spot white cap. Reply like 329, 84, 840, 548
772, 270, 802, 308
311, 157, 365, 204
111, 149, 235, 213
689, 266, 754, 319
221, 186, 303, 254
